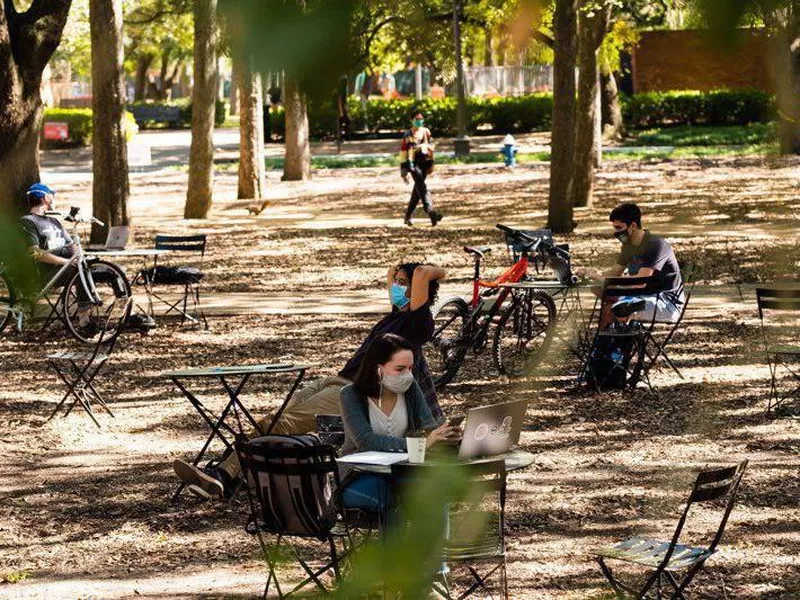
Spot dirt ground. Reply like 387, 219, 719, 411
2, 155, 800, 599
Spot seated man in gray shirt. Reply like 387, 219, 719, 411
598, 203, 684, 325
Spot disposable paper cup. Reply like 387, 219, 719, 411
406, 437, 426, 464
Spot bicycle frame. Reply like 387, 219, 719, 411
33, 226, 100, 306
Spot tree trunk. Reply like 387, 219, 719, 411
769, 19, 800, 154
547, 0, 579, 233
229, 59, 239, 116
237, 58, 265, 201
282, 75, 310, 181
484, 28, 494, 66
134, 54, 153, 102
184, 0, 218, 219
90, 0, 130, 243
571, 4, 611, 210
0, 0, 72, 214
600, 68, 624, 139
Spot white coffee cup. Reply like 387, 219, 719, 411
406, 436, 426, 464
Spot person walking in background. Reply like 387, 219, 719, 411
400, 112, 443, 227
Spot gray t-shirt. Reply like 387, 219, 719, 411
616, 230, 682, 298
20, 214, 74, 258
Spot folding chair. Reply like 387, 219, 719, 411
236, 435, 353, 599
594, 460, 748, 600
643, 265, 696, 381
581, 276, 662, 393
756, 286, 800, 415
44, 298, 131, 428
393, 459, 508, 600
137, 234, 208, 328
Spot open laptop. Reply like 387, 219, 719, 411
457, 399, 528, 460
85, 225, 130, 251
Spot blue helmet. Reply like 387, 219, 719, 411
26, 183, 56, 199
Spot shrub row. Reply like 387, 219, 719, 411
266, 88, 774, 140
42, 108, 138, 147
621, 89, 774, 128
127, 99, 226, 129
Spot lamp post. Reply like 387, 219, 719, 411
453, 0, 470, 156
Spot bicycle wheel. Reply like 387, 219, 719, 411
0, 272, 16, 333
493, 290, 556, 377
63, 260, 132, 344
425, 297, 470, 388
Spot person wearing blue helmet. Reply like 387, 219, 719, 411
20, 183, 76, 279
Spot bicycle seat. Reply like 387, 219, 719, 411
463, 246, 492, 258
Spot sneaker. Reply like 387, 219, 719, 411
404, 217, 414, 227
429, 211, 443, 226
173, 459, 225, 499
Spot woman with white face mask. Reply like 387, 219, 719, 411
339, 333, 458, 515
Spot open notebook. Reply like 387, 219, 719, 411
337, 451, 408, 466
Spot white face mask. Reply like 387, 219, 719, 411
380, 369, 414, 394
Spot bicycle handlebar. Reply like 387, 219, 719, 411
496, 223, 540, 249
46, 208, 105, 228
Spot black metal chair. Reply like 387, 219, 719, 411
45, 297, 131, 427
756, 286, 800, 415
137, 234, 208, 328
392, 459, 508, 600
314, 414, 345, 451
236, 435, 353, 599
581, 275, 663, 393
594, 460, 748, 600
643, 265, 696, 381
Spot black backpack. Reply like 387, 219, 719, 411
584, 323, 643, 390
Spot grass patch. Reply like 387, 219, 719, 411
624, 123, 776, 147
2, 570, 32, 584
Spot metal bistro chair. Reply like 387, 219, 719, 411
581, 275, 663, 393
45, 297, 132, 428
756, 286, 800, 415
594, 460, 748, 600
137, 234, 208, 328
392, 459, 509, 600
236, 435, 354, 599
643, 265, 696, 381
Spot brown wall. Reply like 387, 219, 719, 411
632, 29, 771, 92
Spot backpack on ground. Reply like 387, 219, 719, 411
584, 322, 643, 390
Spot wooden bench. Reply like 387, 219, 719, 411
129, 104, 182, 129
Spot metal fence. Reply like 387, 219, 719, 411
465, 65, 553, 96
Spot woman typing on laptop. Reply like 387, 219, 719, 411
339, 333, 459, 516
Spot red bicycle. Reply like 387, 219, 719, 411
425, 224, 557, 387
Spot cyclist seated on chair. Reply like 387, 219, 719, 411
589, 203, 684, 327
20, 183, 78, 289
173, 261, 447, 500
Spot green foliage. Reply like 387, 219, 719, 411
0, 217, 37, 299
266, 89, 774, 140
626, 122, 776, 146
127, 100, 226, 129
622, 89, 775, 128
41, 109, 139, 147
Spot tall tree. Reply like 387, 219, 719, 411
547, 0, 579, 234
571, 1, 612, 209
90, 0, 130, 242
184, 0, 218, 219
237, 56, 266, 201
282, 75, 311, 181
0, 0, 72, 214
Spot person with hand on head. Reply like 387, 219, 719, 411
172, 260, 447, 500
400, 112, 443, 227
338, 333, 460, 516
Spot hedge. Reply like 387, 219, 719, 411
621, 89, 774, 128
127, 99, 226, 129
42, 108, 138, 147
266, 88, 774, 140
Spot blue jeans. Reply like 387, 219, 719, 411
341, 473, 392, 514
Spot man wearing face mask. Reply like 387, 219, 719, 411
601, 203, 684, 325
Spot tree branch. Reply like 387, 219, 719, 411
13, 0, 71, 81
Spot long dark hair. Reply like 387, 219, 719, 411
396, 262, 439, 310
352, 333, 415, 399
